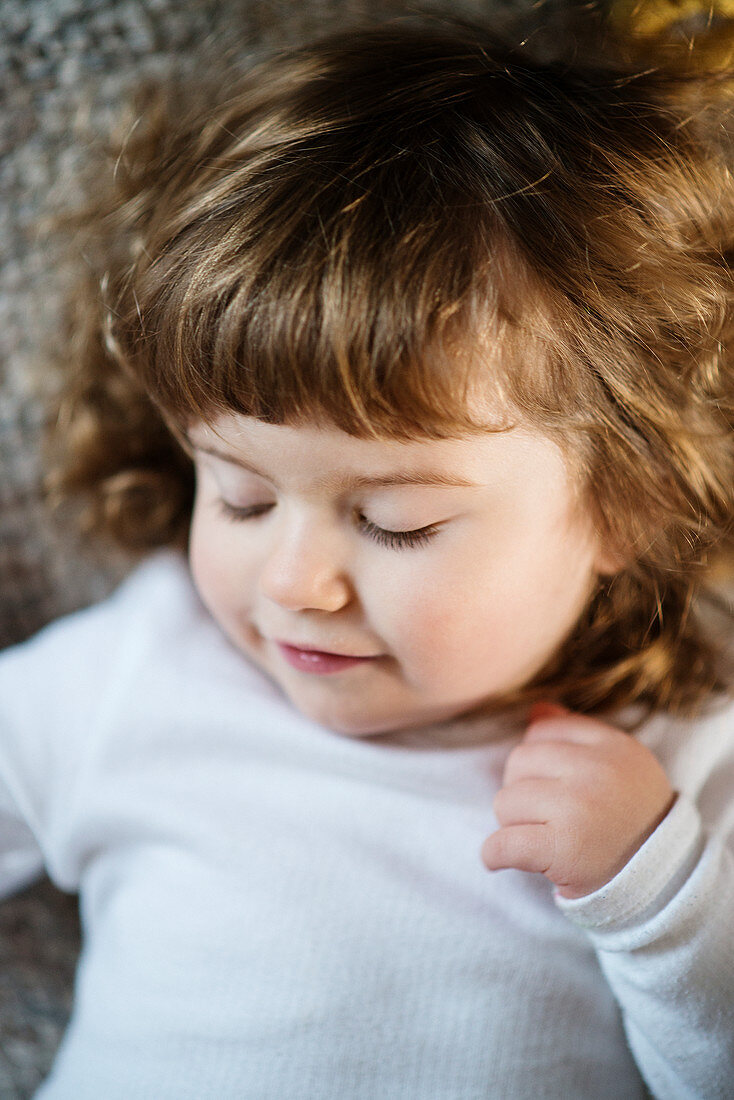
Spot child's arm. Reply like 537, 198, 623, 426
0, 566, 147, 902
482, 704, 734, 1098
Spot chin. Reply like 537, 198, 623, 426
296, 693, 470, 740
308, 706, 394, 738
292, 696, 406, 738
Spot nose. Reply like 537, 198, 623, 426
259, 512, 353, 613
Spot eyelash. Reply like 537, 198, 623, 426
217, 501, 440, 549
358, 517, 440, 549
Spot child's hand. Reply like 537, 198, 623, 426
481, 703, 676, 899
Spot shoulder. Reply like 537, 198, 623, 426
637, 694, 734, 780
1, 549, 194, 647
0, 552, 200, 838
0, 550, 283, 851
0, 550, 201, 707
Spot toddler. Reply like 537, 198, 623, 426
3, 13, 734, 1099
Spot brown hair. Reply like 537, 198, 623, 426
48, 13, 734, 722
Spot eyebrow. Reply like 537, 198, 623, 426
190, 442, 479, 490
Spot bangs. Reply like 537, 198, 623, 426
105, 17, 734, 465
115, 141, 526, 440
106, 28, 576, 441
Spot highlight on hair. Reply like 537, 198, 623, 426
46, 12, 734, 722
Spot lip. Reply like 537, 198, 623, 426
275, 641, 378, 676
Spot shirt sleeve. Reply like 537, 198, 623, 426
0, 632, 68, 901
0, 628, 64, 901
0, 552, 189, 902
0, 575, 136, 900
555, 752, 734, 1099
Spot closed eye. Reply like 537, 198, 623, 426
218, 501, 273, 522
358, 516, 441, 549
218, 500, 441, 549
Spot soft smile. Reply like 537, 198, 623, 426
275, 641, 379, 675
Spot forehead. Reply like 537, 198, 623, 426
188, 413, 578, 499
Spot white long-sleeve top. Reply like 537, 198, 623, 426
0, 552, 732, 1099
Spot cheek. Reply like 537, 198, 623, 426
187, 502, 241, 617
188, 498, 214, 576
377, 535, 596, 687
370, 557, 491, 671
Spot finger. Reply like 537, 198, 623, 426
523, 714, 614, 748
481, 824, 554, 875
503, 739, 595, 786
492, 777, 561, 827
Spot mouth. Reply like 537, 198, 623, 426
275, 641, 379, 676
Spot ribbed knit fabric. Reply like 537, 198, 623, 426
0, 552, 732, 1099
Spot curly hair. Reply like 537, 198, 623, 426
47, 13, 734, 722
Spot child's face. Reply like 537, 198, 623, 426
187, 414, 613, 736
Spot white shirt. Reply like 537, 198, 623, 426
0, 552, 732, 1099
